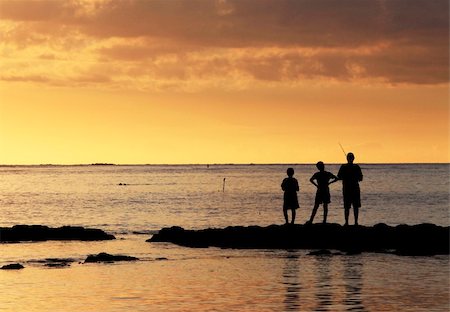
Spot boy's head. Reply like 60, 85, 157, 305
347, 152, 355, 164
316, 161, 325, 171
286, 167, 294, 177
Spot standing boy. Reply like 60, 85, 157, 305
337, 153, 363, 225
281, 168, 299, 224
308, 161, 338, 224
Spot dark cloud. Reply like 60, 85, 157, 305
79, 0, 449, 48
0, 0, 69, 21
2, 0, 446, 48
1, 0, 448, 85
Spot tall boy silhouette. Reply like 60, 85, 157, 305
337, 153, 363, 225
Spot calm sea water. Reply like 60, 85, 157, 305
0, 164, 448, 311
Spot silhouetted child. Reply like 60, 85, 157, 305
337, 152, 363, 225
308, 161, 338, 224
281, 168, 299, 224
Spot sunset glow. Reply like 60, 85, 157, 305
0, 0, 448, 164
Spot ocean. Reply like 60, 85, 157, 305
0, 164, 448, 311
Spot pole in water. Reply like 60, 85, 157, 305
338, 142, 347, 157
223, 178, 226, 192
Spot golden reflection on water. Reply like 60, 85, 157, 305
314, 256, 334, 311
282, 251, 368, 312
0, 238, 448, 311
342, 257, 365, 311
282, 252, 301, 310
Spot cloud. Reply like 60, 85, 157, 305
71, 0, 449, 49
0, 0, 70, 21
0, 0, 448, 89
0, 74, 51, 83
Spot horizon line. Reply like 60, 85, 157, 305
0, 162, 449, 167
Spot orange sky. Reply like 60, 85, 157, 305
0, 0, 448, 164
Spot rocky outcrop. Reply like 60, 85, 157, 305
148, 223, 449, 256
84, 252, 139, 263
1, 263, 24, 270
0, 225, 115, 242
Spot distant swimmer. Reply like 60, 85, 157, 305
281, 168, 300, 224
308, 161, 338, 224
337, 153, 363, 226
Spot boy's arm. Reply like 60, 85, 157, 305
309, 175, 318, 187
329, 173, 339, 184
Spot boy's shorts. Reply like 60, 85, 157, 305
315, 189, 330, 205
343, 190, 361, 208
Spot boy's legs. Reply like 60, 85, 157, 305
353, 206, 359, 225
283, 208, 289, 224
343, 192, 350, 225
353, 192, 361, 225
344, 207, 350, 225
309, 203, 319, 223
323, 203, 328, 223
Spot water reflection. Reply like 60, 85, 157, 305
314, 256, 333, 311
282, 251, 301, 311
342, 256, 367, 312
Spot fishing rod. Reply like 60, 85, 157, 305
338, 142, 347, 157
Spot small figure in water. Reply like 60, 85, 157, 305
337, 152, 363, 226
308, 161, 338, 224
281, 168, 300, 224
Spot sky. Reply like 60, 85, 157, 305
0, 0, 448, 164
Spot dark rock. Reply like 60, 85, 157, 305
44, 258, 74, 267
45, 262, 71, 268
0, 225, 115, 242
132, 231, 152, 235
1, 263, 24, 270
148, 223, 449, 255
29, 258, 75, 267
45, 258, 74, 263
84, 252, 139, 263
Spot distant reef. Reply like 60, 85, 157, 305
90, 163, 115, 166
149, 223, 449, 256
0, 225, 115, 242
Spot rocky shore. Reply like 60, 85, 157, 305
0, 225, 115, 242
149, 223, 449, 256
